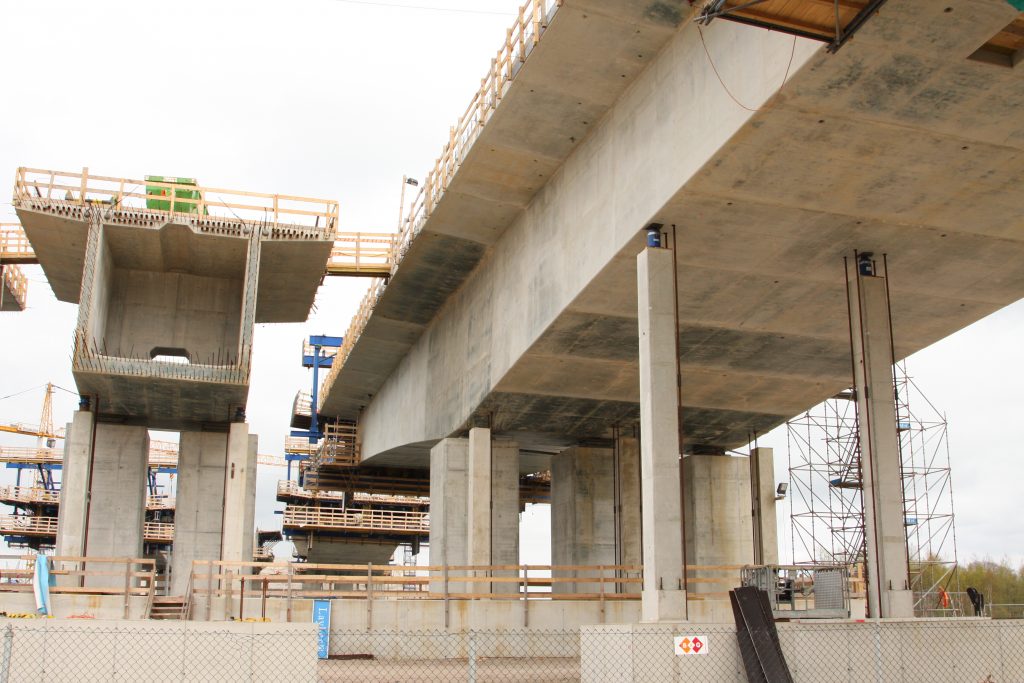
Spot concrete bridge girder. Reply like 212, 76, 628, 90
342, 0, 1024, 466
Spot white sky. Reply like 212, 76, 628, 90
0, 0, 1021, 568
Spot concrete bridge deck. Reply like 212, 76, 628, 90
318, 0, 1024, 466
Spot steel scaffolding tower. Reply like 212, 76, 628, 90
787, 363, 960, 616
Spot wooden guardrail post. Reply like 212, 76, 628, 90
522, 564, 529, 627
79, 167, 88, 204
443, 563, 450, 629
206, 560, 213, 622
286, 562, 294, 623
225, 570, 234, 621
599, 565, 606, 624
261, 576, 268, 621
122, 559, 132, 619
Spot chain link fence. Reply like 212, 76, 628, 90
0, 618, 1022, 681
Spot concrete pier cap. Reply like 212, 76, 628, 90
15, 173, 336, 427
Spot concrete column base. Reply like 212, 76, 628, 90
641, 589, 687, 623
883, 590, 915, 618
172, 431, 228, 596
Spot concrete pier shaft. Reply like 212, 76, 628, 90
551, 446, 615, 594
848, 258, 913, 618
56, 410, 149, 588
429, 430, 519, 595
636, 246, 686, 622
171, 424, 258, 595
683, 454, 753, 611
750, 446, 779, 566
220, 424, 258, 565
550, 436, 643, 594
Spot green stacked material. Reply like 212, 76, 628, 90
144, 175, 206, 214
1008, 0, 1024, 10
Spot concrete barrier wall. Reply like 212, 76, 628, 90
581, 618, 1024, 682
0, 592, 150, 619
1, 619, 317, 683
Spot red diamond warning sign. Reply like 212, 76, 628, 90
674, 634, 709, 656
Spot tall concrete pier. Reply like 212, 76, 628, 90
15, 169, 336, 591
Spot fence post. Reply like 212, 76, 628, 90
873, 620, 883, 682
467, 630, 478, 683
366, 563, 374, 632
0, 623, 12, 683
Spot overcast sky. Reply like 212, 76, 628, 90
0, 0, 1020, 569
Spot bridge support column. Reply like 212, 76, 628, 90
172, 431, 227, 595
86, 424, 149, 588
636, 246, 687, 622
683, 454, 753, 619
430, 437, 468, 593
551, 446, 615, 594
56, 410, 95, 559
220, 424, 257, 566
430, 432, 519, 596
750, 446, 779, 566
616, 435, 643, 571
489, 435, 521, 595
848, 256, 913, 618
57, 412, 148, 587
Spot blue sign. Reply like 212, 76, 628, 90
313, 599, 331, 659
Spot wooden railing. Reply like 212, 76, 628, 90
0, 438, 288, 471
321, 278, 386, 408
282, 505, 428, 534
146, 494, 174, 511
0, 555, 157, 618
143, 522, 174, 543
0, 514, 59, 536
0, 516, 174, 543
0, 485, 172, 510
1, 263, 27, 309
320, 0, 562, 408
0, 445, 63, 465
13, 167, 339, 233
0, 422, 64, 440
190, 560, 640, 622
0, 486, 60, 505
292, 390, 312, 418
313, 421, 359, 468
283, 436, 316, 456
326, 232, 396, 277
0, 224, 34, 263
277, 479, 428, 507
392, 0, 561, 266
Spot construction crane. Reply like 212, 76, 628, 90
0, 384, 64, 441
0, 383, 64, 490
